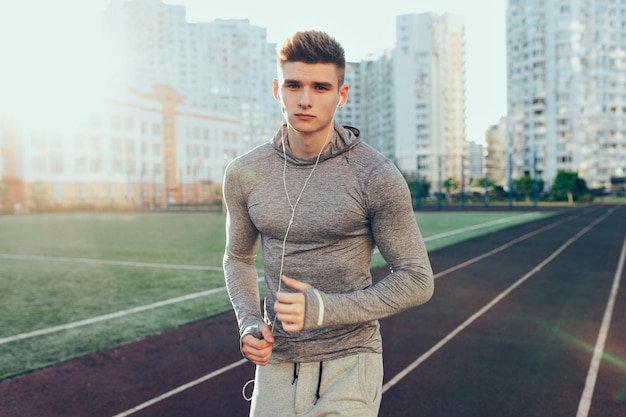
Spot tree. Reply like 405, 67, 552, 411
443, 177, 458, 203
404, 175, 431, 206
417, 176, 431, 198
551, 170, 589, 203
514, 174, 544, 202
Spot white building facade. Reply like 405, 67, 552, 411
1, 85, 241, 209
393, 13, 467, 190
506, 0, 626, 192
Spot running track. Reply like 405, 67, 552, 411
1, 205, 625, 416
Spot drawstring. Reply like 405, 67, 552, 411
292, 363, 299, 384
314, 362, 323, 404
291, 362, 324, 404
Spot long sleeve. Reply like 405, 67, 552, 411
301, 159, 434, 330
222, 160, 264, 338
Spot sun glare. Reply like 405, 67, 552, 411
0, 1, 107, 126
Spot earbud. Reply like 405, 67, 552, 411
336, 97, 342, 108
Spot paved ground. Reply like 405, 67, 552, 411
1, 205, 625, 417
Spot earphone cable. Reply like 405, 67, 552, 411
271, 122, 334, 332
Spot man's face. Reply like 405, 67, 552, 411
273, 61, 348, 136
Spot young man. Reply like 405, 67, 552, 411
223, 30, 434, 416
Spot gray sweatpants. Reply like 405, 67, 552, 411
249, 352, 383, 417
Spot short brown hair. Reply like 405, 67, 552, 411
277, 30, 346, 86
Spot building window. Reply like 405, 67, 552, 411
113, 160, 123, 174
50, 157, 64, 173
75, 157, 87, 174
91, 159, 101, 174
125, 139, 135, 154
124, 117, 134, 132
90, 136, 101, 153
112, 116, 122, 131
112, 138, 122, 155
106, 184, 115, 200
52, 184, 63, 204
33, 156, 47, 173
76, 184, 86, 201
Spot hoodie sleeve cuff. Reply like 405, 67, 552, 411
303, 287, 325, 329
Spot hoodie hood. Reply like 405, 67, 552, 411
271, 121, 361, 166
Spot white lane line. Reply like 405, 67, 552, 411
0, 278, 262, 345
110, 358, 249, 417
0, 287, 226, 345
372, 212, 549, 255
576, 233, 626, 417
432, 213, 578, 279
382, 208, 612, 393
109, 212, 588, 416
423, 212, 543, 242
0, 253, 225, 271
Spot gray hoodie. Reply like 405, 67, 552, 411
223, 122, 434, 363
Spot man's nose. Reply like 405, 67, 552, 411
298, 88, 312, 108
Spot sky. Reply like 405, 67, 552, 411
0, 0, 507, 144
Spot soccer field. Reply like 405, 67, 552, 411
0, 210, 554, 380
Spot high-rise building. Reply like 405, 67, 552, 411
103, 0, 280, 151
393, 13, 467, 190
486, 117, 508, 187
467, 141, 485, 184
506, 0, 626, 192
337, 51, 395, 160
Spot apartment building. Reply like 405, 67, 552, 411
486, 117, 508, 186
393, 13, 467, 189
103, 0, 280, 151
0, 85, 241, 210
506, 0, 626, 191
467, 141, 485, 184
337, 51, 396, 160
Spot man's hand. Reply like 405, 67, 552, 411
241, 324, 274, 366
274, 275, 310, 332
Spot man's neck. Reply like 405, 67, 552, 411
287, 126, 334, 159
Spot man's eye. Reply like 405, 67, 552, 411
286, 83, 299, 89
315, 85, 329, 90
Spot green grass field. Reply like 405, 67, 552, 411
0, 210, 555, 380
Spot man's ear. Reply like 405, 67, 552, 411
273, 79, 280, 101
338, 84, 349, 106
